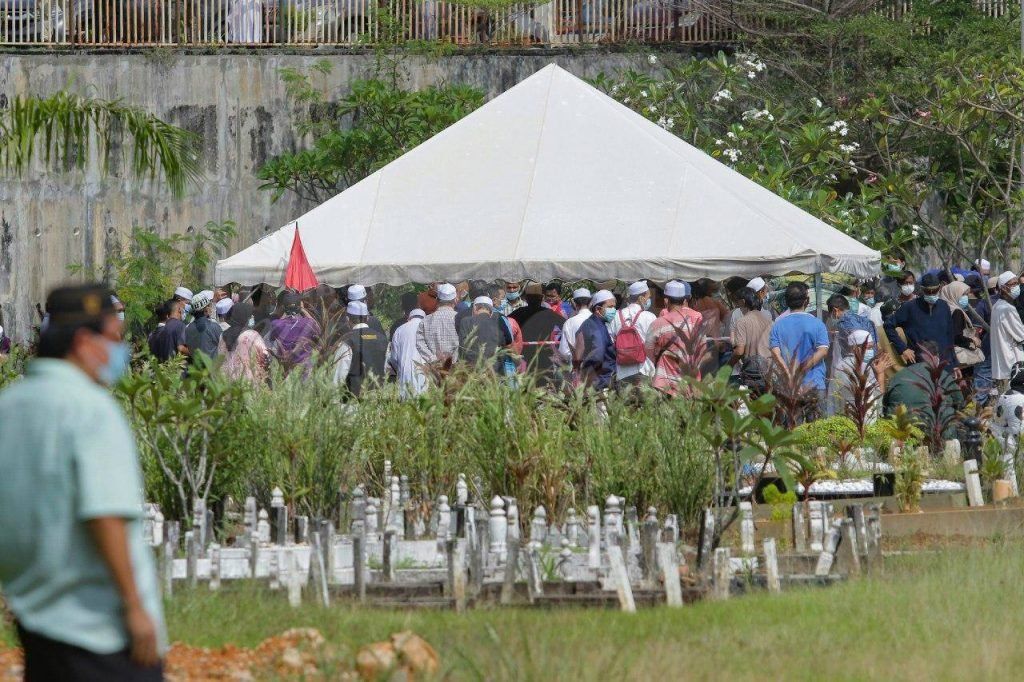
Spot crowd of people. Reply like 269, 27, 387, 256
120, 257, 1024, 424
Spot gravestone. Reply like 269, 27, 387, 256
489, 496, 507, 558
739, 501, 755, 555
763, 538, 780, 593
964, 459, 984, 506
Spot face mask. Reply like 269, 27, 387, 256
901, 285, 915, 297
958, 295, 969, 309
643, 299, 652, 311
1012, 286, 1022, 300
116, 311, 125, 322
506, 291, 521, 302
99, 340, 131, 386
863, 349, 876, 363
923, 294, 939, 305
602, 307, 616, 324
247, 316, 256, 328
496, 302, 510, 316
863, 297, 875, 306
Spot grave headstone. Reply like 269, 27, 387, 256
559, 538, 574, 580
309, 532, 330, 607
763, 537, 781, 593
353, 534, 366, 603
657, 543, 683, 607
792, 503, 807, 552
351, 485, 366, 535
808, 501, 824, 552
664, 514, 679, 544
506, 498, 520, 542
530, 506, 548, 545
837, 520, 861, 576
587, 505, 602, 570
697, 507, 715, 573
501, 539, 520, 606
287, 551, 302, 607
740, 501, 755, 555
244, 496, 258, 534
365, 498, 379, 536
964, 459, 984, 506
456, 473, 469, 506
257, 509, 271, 544
209, 543, 222, 591
712, 547, 731, 600
271, 487, 288, 546
814, 524, 842, 576
489, 496, 508, 558
383, 530, 397, 582
607, 541, 636, 613
565, 508, 580, 548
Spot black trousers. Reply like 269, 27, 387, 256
17, 623, 163, 682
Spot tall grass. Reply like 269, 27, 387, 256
126, 362, 717, 533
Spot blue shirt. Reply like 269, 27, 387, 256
0, 360, 166, 654
884, 297, 958, 368
579, 315, 616, 389
769, 312, 830, 389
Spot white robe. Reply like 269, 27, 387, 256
389, 317, 427, 398
557, 308, 592, 363
990, 299, 1024, 381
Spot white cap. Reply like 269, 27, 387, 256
437, 283, 457, 302
111, 294, 122, 306
627, 280, 650, 297
998, 271, 1018, 287
174, 286, 193, 301
347, 301, 369, 316
472, 296, 494, 308
591, 289, 615, 307
976, 258, 991, 274
190, 291, 213, 312
747, 277, 766, 293
847, 329, 871, 347
347, 284, 367, 301
954, 274, 965, 282
572, 288, 592, 300
409, 308, 425, 319
665, 280, 690, 298
215, 299, 234, 316
0, 325, 4, 337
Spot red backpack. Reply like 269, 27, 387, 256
614, 309, 647, 366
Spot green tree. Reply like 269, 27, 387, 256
258, 59, 484, 204
0, 90, 201, 197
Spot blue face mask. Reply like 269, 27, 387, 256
506, 291, 521, 302
863, 296, 875, 306
863, 348, 876, 363
643, 298, 652, 311
99, 340, 131, 386
923, 294, 939, 305
117, 311, 125, 322
958, 295, 969, 309
247, 316, 256, 328
602, 307, 617, 324
1012, 286, 1022, 300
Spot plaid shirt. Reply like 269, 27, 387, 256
416, 306, 459, 364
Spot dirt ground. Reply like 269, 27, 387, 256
0, 628, 337, 681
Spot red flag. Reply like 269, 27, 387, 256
284, 225, 318, 292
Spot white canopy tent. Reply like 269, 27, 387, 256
216, 64, 879, 286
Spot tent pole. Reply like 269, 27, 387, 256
814, 272, 824, 320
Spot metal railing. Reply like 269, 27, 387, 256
0, 0, 1012, 47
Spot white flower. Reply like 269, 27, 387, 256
714, 138, 725, 146
640, 90, 649, 98
648, 54, 658, 65
624, 97, 631, 104
611, 85, 620, 94
748, 71, 757, 79
827, 173, 837, 182
811, 97, 823, 108
839, 143, 859, 153
736, 124, 744, 131
723, 148, 742, 162
648, 105, 657, 113
911, 224, 922, 236
712, 89, 732, 103
828, 120, 849, 136
726, 131, 738, 140
666, 117, 674, 129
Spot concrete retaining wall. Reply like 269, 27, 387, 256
0, 48, 667, 340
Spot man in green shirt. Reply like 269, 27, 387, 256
0, 284, 164, 680
883, 343, 965, 439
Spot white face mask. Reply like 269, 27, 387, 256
901, 284, 915, 297
1012, 285, 1022, 300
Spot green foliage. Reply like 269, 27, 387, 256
118, 356, 250, 522
793, 416, 860, 450
871, 407, 924, 458
0, 345, 29, 391
0, 89, 201, 196
761, 483, 797, 522
69, 220, 236, 341
894, 447, 925, 513
259, 61, 484, 204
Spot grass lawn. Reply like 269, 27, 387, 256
4, 543, 1020, 679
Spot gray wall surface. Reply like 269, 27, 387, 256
0, 49, 662, 340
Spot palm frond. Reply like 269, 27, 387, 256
0, 90, 201, 197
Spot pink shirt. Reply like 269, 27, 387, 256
646, 307, 705, 394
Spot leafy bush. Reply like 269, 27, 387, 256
793, 416, 860, 451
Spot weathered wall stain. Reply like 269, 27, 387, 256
0, 50, 655, 340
